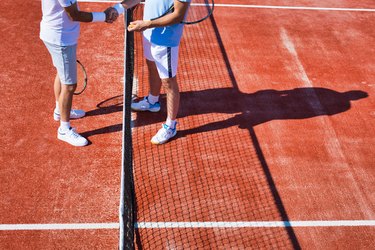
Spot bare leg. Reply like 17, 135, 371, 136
150, 76, 179, 144
57, 82, 88, 146
59, 84, 77, 122
162, 76, 180, 120
146, 59, 162, 96
54, 73, 61, 102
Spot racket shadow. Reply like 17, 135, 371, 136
81, 95, 124, 138
85, 95, 124, 117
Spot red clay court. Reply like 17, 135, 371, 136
0, 0, 374, 249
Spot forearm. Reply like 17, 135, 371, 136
69, 11, 97, 22
129, 6, 186, 31
65, 3, 107, 23
147, 12, 185, 28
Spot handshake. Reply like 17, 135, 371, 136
104, 7, 119, 23
103, 0, 140, 23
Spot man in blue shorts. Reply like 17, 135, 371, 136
114, 0, 190, 145
40, 0, 118, 146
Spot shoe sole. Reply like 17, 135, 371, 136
151, 130, 177, 145
54, 113, 86, 121
131, 107, 160, 112
57, 134, 88, 147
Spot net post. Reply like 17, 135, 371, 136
119, 8, 135, 250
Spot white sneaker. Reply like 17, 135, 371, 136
151, 124, 177, 145
57, 127, 88, 147
131, 97, 161, 112
54, 109, 86, 121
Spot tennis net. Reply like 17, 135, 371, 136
119, 7, 135, 250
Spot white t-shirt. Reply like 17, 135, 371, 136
40, 0, 80, 46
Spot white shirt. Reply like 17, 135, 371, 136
40, 0, 80, 46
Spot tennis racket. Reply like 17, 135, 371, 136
152, 0, 214, 25
74, 60, 88, 95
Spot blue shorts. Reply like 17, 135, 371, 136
43, 41, 77, 85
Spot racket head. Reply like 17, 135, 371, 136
183, 0, 214, 25
150, 0, 214, 25
74, 60, 88, 95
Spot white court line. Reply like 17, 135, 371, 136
77, 0, 375, 12
0, 223, 119, 230
211, 4, 375, 12
1, 220, 375, 230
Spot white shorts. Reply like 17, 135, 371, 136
43, 41, 77, 85
143, 37, 179, 79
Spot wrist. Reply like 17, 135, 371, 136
144, 20, 152, 29
92, 12, 106, 22
114, 3, 125, 15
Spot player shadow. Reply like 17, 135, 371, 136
135, 87, 368, 136
81, 87, 367, 139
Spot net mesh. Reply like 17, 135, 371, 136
126, 4, 300, 249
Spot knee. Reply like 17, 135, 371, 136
62, 84, 77, 94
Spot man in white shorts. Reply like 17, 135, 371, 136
40, 0, 118, 146
114, 0, 190, 145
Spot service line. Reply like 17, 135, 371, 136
76, 0, 375, 12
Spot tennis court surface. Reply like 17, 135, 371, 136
1, 0, 375, 249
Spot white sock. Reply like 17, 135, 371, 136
147, 94, 159, 105
166, 118, 176, 129
59, 121, 70, 132
55, 101, 60, 113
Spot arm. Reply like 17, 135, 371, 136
128, 0, 190, 32
64, 2, 118, 23
113, 0, 141, 14
120, 0, 142, 10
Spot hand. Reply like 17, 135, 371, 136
104, 7, 119, 23
127, 20, 151, 32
